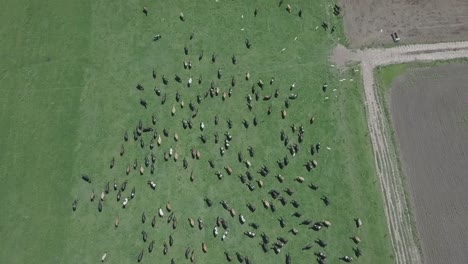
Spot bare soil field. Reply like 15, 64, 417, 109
390, 64, 468, 264
341, 0, 468, 48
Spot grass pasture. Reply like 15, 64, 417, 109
0, 1, 393, 263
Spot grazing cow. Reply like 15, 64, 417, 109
277, 174, 286, 183
302, 244, 313, 251
185, 247, 191, 259
140, 99, 147, 109
101, 251, 107, 262
151, 216, 156, 228
286, 4, 291, 13
269, 189, 280, 199
295, 176, 305, 183
234, 252, 245, 263
321, 21, 328, 30
142, 231, 148, 242
229, 208, 236, 217
166, 202, 172, 212
290, 199, 299, 208
341, 256, 353, 262
122, 197, 129, 208
321, 196, 330, 206
169, 235, 174, 247
98, 200, 103, 212
158, 208, 164, 217
249, 222, 259, 229
72, 200, 78, 211
298, 9, 302, 17
355, 218, 362, 228
224, 251, 233, 262
142, 212, 146, 223
286, 253, 291, 264
188, 218, 195, 227
212, 53, 216, 63
316, 239, 327, 248
278, 217, 286, 228
172, 217, 177, 229
124, 131, 128, 141
179, 12, 185, 21
148, 240, 155, 253
90, 190, 95, 202
81, 174, 91, 183
354, 247, 362, 257
278, 196, 287, 206
190, 250, 195, 262
262, 199, 270, 209
225, 166, 233, 175
198, 218, 204, 230
116, 190, 121, 202
351, 236, 361, 244
202, 242, 207, 253
256, 179, 264, 188
281, 109, 287, 119
292, 212, 302, 217
163, 243, 168, 255
232, 55, 237, 64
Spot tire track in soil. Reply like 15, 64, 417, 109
333, 41, 468, 264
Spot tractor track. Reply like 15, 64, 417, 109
332, 41, 468, 264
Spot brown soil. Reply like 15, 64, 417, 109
390, 64, 468, 264
341, 0, 468, 48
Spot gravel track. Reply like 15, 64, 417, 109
332, 41, 468, 264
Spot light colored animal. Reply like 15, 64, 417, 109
158, 208, 164, 217
240, 215, 246, 224
229, 208, 236, 217
295, 176, 305, 183
101, 251, 107, 262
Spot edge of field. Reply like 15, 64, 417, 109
374, 58, 468, 259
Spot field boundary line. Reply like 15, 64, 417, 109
332, 41, 468, 264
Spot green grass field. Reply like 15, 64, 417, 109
0, 1, 393, 263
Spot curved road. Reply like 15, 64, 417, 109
333, 41, 468, 264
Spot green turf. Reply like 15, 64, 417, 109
0, 1, 393, 263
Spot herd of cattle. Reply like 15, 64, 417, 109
73, 2, 363, 264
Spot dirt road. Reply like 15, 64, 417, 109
332, 41, 468, 264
